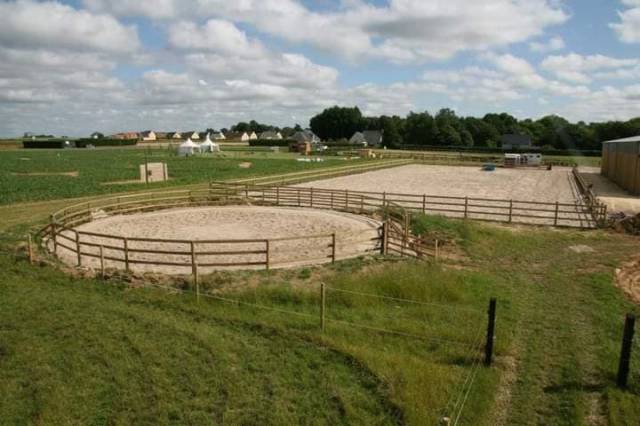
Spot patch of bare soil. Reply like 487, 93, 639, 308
567, 244, 595, 254
615, 256, 640, 305
12, 171, 78, 177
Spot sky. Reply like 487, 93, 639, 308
0, 0, 639, 136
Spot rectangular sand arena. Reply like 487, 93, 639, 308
297, 164, 580, 203
294, 165, 594, 227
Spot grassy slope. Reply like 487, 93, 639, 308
1, 204, 639, 424
0, 148, 354, 205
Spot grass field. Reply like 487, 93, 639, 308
0, 148, 356, 205
1, 201, 639, 424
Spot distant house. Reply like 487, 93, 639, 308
249, 131, 258, 140
226, 131, 249, 141
259, 131, 283, 140
349, 130, 383, 147
112, 132, 139, 140
291, 130, 320, 144
501, 134, 532, 150
212, 132, 226, 140
155, 132, 168, 139
171, 132, 182, 139
141, 130, 156, 141
183, 131, 200, 140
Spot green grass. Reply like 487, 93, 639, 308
0, 148, 353, 205
1, 194, 640, 425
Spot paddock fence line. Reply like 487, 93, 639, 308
38, 180, 436, 274
209, 181, 604, 229
572, 167, 608, 226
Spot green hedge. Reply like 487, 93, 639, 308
75, 138, 137, 147
248, 139, 295, 147
22, 139, 71, 149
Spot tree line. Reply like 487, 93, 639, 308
308, 106, 640, 151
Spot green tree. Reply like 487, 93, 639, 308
309, 106, 364, 140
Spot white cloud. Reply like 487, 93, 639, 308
529, 36, 565, 53
541, 53, 640, 83
610, 0, 640, 43
168, 20, 266, 57
84, 0, 568, 63
0, 0, 140, 54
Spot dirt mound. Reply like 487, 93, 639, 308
609, 213, 640, 235
615, 257, 640, 305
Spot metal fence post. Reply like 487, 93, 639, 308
617, 313, 636, 388
484, 298, 497, 366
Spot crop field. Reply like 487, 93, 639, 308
0, 148, 355, 205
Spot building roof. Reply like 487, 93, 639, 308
291, 130, 319, 143
501, 134, 532, 146
363, 130, 383, 145
602, 136, 640, 144
141, 130, 155, 137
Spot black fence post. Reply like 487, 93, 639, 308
617, 313, 636, 388
484, 298, 497, 366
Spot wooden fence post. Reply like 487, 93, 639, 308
310, 187, 314, 207
484, 298, 497, 366
508, 200, 513, 223
99, 245, 105, 279
331, 233, 336, 263
320, 282, 326, 332
123, 237, 130, 272
380, 222, 387, 255
422, 194, 426, 214
265, 240, 270, 270
345, 190, 350, 210
330, 192, 334, 209
276, 185, 280, 206
554, 201, 559, 226
27, 234, 33, 264
194, 263, 200, 304
434, 239, 439, 261
617, 313, 636, 388
297, 188, 301, 207
75, 231, 82, 266
50, 215, 57, 254
360, 194, 364, 213
190, 241, 197, 288
464, 197, 469, 219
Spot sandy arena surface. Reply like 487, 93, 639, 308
297, 164, 579, 202
55, 206, 381, 274
295, 165, 595, 227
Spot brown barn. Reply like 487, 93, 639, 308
601, 136, 640, 195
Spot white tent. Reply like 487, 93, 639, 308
199, 134, 220, 153
178, 138, 201, 156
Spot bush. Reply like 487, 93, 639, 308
248, 139, 294, 147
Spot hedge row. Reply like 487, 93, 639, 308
248, 139, 296, 147
75, 138, 138, 147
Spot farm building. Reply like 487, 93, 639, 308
141, 130, 156, 141
601, 136, 640, 195
226, 131, 249, 141
349, 130, 383, 147
259, 131, 283, 140
291, 130, 320, 144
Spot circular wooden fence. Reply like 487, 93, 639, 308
36, 184, 433, 275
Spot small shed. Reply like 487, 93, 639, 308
602, 136, 640, 195
139, 162, 168, 182
178, 138, 201, 156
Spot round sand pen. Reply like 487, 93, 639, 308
51, 205, 381, 274
38, 183, 436, 277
